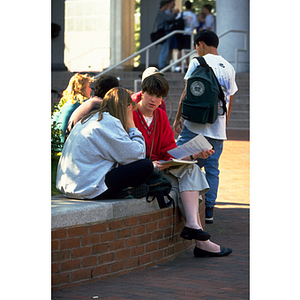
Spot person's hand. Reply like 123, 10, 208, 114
153, 160, 171, 170
127, 104, 135, 129
193, 149, 215, 160
92, 96, 102, 101
173, 118, 183, 134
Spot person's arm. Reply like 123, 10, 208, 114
66, 97, 102, 135
162, 10, 178, 23
226, 95, 234, 126
173, 81, 187, 134
204, 15, 214, 31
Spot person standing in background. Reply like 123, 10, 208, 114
175, 1, 199, 72
202, 4, 215, 32
156, 0, 179, 69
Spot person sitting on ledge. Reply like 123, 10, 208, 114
66, 74, 120, 138
131, 67, 167, 113
131, 74, 232, 257
56, 87, 153, 200
52, 73, 93, 149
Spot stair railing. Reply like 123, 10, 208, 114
94, 29, 248, 84
218, 30, 248, 73
93, 30, 194, 80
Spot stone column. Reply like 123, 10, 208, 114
216, 0, 249, 72
51, 0, 67, 70
110, 0, 135, 70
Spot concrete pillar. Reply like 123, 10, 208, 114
110, 0, 135, 70
216, 0, 249, 72
51, 0, 67, 70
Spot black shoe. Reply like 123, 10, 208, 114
205, 207, 214, 224
194, 246, 232, 257
180, 226, 211, 241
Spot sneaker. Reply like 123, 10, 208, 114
174, 66, 181, 72
205, 207, 214, 224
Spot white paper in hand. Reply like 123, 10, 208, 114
168, 133, 212, 159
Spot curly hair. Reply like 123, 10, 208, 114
59, 73, 93, 107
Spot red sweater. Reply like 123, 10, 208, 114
133, 107, 177, 161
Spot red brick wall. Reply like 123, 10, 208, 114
52, 202, 205, 290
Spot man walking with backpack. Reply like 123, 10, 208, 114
173, 30, 238, 224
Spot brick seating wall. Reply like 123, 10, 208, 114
51, 199, 205, 291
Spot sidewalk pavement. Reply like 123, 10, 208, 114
52, 131, 250, 300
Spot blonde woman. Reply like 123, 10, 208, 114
56, 87, 153, 200
53, 73, 92, 146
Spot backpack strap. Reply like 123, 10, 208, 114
195, 57, 227, 117
146, 192, 175, 241
156, 193, 175, 241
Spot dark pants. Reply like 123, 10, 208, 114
93, 159, 154, 200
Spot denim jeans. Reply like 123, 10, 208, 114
176, 125, 224, 208
158, 37, 170, 69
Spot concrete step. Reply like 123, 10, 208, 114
51, 70, 250, 130
227, 119, 249, 130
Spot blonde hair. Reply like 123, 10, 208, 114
81, 87, 136, 133
59, 73, 92, 107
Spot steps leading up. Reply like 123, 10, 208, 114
51, 70, 249, 131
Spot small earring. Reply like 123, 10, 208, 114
159, 102, 162, 105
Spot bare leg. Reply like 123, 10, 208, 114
195, 210, 221, 252
181, 190, 222, 253
180, 191, 201, 229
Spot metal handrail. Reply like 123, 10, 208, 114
134, 49, 196, 91
93, 30, 194, 79
94, 29, 248, 81
218, 30, 248, 73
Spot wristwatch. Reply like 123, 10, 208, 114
190, 155, 194, 161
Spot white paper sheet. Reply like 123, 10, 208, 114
168, 133, 212, 159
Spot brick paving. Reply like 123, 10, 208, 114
52, 131, 250, 300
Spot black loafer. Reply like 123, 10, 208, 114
180, 226, 211, 241
194, 246, 232, 257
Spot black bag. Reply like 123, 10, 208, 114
145, 111, 174, 210
145, 169, 174, 209
182, 57, 227, 124
150, 28, 166, 44
170, 13, 185, 32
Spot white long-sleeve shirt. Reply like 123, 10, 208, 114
56, 112, 146, 199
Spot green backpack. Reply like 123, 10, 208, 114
145, 169, 174, 209
182, 57, 227, 124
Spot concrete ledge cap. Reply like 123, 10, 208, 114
51, 193, 178, 229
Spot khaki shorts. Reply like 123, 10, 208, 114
163, 164, 209, 218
